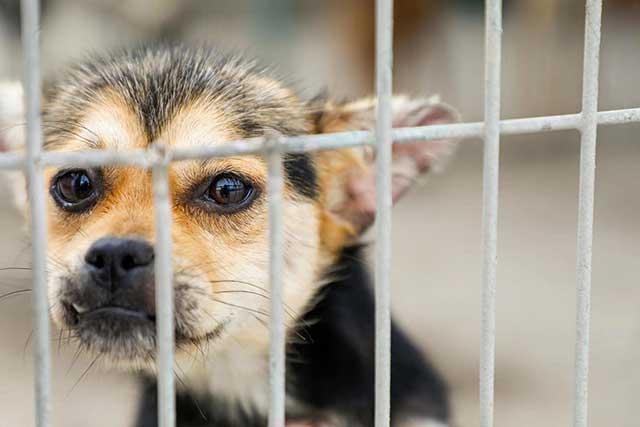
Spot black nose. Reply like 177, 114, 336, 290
85, 237, 154, 291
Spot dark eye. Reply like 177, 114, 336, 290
205, 174, 255, 211
51, 169, 100, 212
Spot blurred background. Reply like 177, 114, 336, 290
0, 0, 639, 426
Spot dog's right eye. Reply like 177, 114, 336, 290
51, 169, 100, 212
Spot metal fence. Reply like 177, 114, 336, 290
4, 0, 640, 426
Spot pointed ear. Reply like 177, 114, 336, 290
0, 81, 28, 215
311, 95, 460, 246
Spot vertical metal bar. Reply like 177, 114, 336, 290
152, 146, 175, 427
481, 1, 502, 427
267, 135, 286, 427
21, 1, 51, 426
374, 0, 393, 426
574, 1, 602, 427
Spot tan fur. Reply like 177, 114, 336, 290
312, 99, 376, 264
41, 90, 322, 360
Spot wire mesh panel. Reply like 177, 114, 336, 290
6, 0, 640, 426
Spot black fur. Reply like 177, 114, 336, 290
136, 380, 267, 427
136, 246, 449, 426
283, 153, 318, 199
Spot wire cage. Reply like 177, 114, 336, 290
4, 0, 640, 426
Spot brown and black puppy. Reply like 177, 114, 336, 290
0, 45, 458, 427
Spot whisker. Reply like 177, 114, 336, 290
66, 345, 85, 376
189, 340, 208, 364
22, 329, 34, 359
213, 289, 298, 320
1, 119, 100, 149
249, 313, 269, 331
22, 303, 61, 357
0, 267, 32, 272
248, 312, 310, 349
173, 365, 208, 421
67, 353, 101, 396
40, 123, 99, 148
57, 328, 64, 354
0, 289, 31, 302
207, 296, 270, 318
178, 284, 269, 316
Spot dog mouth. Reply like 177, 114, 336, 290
62, 301, 158, 360
61, 300, 227, 361
70, 303, 156, 323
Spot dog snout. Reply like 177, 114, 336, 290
85, 237, 154, 291
72, 236, 157, 317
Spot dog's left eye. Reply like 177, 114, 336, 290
203, 174, 255, 211
51, 169, 100, 212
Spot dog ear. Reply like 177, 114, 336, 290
0, 81, 28, 215
311, 95, 459, 249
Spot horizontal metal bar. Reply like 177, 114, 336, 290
42, 150, 150, 168
0, 107, 639, 171
0, 152, 26, 169
597, 107, 640, 125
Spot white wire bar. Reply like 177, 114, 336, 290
267, 135, 286, 427
374, 0, 393, 426
574, 1, 603, 426
480, 0, 502, 426
2, 107, 638, 172
151, 145, 176, 427
20, 0, 51, 426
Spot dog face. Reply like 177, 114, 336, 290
0, 46, 458, 368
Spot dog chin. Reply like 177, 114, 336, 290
60, 302, 231, 368
69, 305, 158, 363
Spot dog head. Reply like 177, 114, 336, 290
0, 46, 458, 368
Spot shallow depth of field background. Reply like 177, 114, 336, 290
1, 0, 639, 426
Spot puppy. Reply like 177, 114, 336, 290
0, 45, 458, 427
